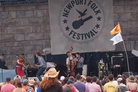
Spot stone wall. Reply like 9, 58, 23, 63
0, 4, 50, 69
113, 0, 138, 51
0, 0, 138, 69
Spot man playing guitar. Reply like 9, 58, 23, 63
74, 52, 84, 76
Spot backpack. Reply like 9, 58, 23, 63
26, 86, 33, 92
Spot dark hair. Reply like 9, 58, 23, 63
108, 74, 114, 81
76, 74, 81, 80
36, 52, 41, 56
76, 52, 80, 55
66, 51, 71, 54
86, 76, 92, 82
6, 77, 11, 82
17, 81, 22, 88
92, 76, 97, 82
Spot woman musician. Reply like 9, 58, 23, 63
16, 57, 28, 77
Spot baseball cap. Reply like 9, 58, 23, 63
117, 78, 122, 82
6, 77, 11, 82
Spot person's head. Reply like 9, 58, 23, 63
117, 78, 123, 85
108, 74, 114, 81
76, 52, 80, 58
41, 67, 59, 89
16, 81, 22, 88
86, 76, 92, 83
92, 76, 97, 82
66, 51, 71, 57
6, 77, 11, 83
75, 74, 82, 81
36, 52, 41, 57
67, 80, 74, 87
22, 79, 28, 86
69, 76, 75, 82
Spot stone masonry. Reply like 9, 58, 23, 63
0, 0, 138, 69
0, 4, 50, 69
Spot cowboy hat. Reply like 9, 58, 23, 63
128, 75, 136, 82
44, 67, 59, 78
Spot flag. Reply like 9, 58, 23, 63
110, 23, 121, 35
110, 33, 123, 45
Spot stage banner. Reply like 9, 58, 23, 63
49, 0, 115, 54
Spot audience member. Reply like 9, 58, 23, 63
127, 75, 137, 92
1, 77, 15, 92
117, 78, 128, 92
40, 67, 63, 92
13, 81, 26, 92
85, 76, 92, 92
103, 74, 118, 92
74, 74, 86, 92
88, 76, 101, 92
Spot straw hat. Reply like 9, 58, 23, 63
128, 75, 136, 82
44, 67, 59, 78
29, 78, 35, 86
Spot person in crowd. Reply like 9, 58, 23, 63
85, 76, 92, 92
35, 52, 46, 81
63, 80, 74, 92
117, 78, 128, 92
28, 78, 36, 90
74, 74, 86, 92
40, 67, 63, 92
22, 79, 34, 92
16, 57, 25, 78
88, 76, 101, 92
34, 82, 40, 92
60, 76, 65, 84
74, 52, 84, 76
103, 74, 118, 92
0, 82, 4, 92
1, 77, 15, 92
81, 75, 87, 83
96, 79, 103, 92
101, 76, 108, 86
13, 81, 26, 92
127, 75, 137, 92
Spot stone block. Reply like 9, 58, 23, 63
15, 34, 25, 41
29, 18, 43, 25
5, 26, 32, 34
10, 47, 24, 54
9, 11, 16, 18
1, 47, 11, 54
25, 33, 45, 40
32, 26, 41, 33
26, 11, 34, 18
34, 10, 46, 17
2, 34, 15, 42
2, 19, 20, 27
119, 13, 133, 21
17, 41, 30, 46
19, 18, 30, 26
24, 45, 43, 54
36, 4, 48, 10
113, 6, 124, 13
0, 12, 9, 19
124, 5, 138, 12
127, 21, 138, 28
16, 11, 26, 18
27, 5, 36, 10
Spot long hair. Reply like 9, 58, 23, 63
40, 77, 58, 89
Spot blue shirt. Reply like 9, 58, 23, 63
38, 56, 46, 67
74, 81, 86, 92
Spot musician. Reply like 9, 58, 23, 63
35, 52, 46, 81
74, 52, 84, 76
16, 57, 25, 77
66, 51, 74, 76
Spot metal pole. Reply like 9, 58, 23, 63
122, 41, 130, 76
